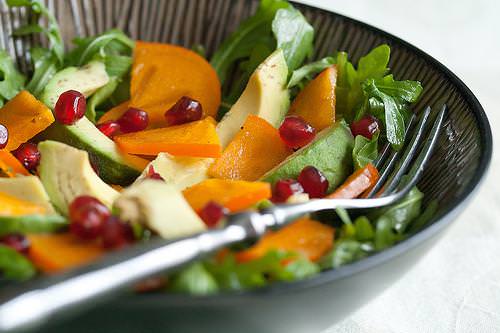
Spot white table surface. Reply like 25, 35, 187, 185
295, 0, 500, 332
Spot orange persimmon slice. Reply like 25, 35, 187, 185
327, 163, 379, 199
0, 192, 46, 216
0, 90, 54, 151
114, 117, 221, 157
129, 41, 221, 128
208, 115, 291, 181
27, 233, 104, 274
0, 150, 29, 177
236, 218, 334, 262
183, 179, 272, 212
289, 66, 337, 131
97, 100, 130, 125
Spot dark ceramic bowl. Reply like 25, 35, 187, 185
0, 1, 492, 332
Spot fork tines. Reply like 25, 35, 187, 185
366, 104, 447, 199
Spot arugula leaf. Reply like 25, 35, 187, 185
8, 0, 64, 65
319, 240, 370, 269
0, 245, 36, 281
361, 74, 423, 150
203, 250, 318, 291
335, 45, 390, 121
352, 133, 378, 170
170, 262, 219, 295
65, 29, 134, 68
25, 47, 58, 97
287, 56, 335, 89
7, 0, 64, 97
408, 200, 438, 233
210, 0, 290, 85
0, 50, 25, 106
353, 216, 375, 241
86, 77, 120, 122
373, 187, 423, 249
272, 6, 314, 72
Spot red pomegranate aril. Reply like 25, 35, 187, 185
69, 196, 110, 240
199, 201, 227, 228
97, 121, 120, 138
298, 166, 329, 198
101, 216, 134, 250
350, 115, 380, 139
0, 234, 30, 254
0, 124, 8, 149
279, 116, 316, 150
165, 96, 203, 126
272, 179, 304, 203
145, 165, 164, 181
54, 90, 86, 125
118, 107, 149, 133
12, 143, 41, 172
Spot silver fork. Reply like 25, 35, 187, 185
0, 104, 446, 333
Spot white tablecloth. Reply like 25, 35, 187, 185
295, 0, 500, 332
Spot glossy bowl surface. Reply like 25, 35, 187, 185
0, 1, 492, 332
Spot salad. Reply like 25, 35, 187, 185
0, 0, 437, 294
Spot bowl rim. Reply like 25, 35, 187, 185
123, 1, 492, 302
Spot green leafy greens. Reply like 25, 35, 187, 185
7, 0, 64, 97
170, 251, 319, 294
0, 245, 36, 281
0, 50, 25, 107
352, 133, 379, 170
334, 45, 423, 150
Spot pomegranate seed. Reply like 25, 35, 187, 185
164, 96, 203, 126
350, 115, 380, 139
198, 201, 227, 228
279, 116, 316, 149
97, 121, 120, 138
0, 124, 8, 149
54, 90, 86, 125
0, 234, 30, 254
12, 143, 40, 172
298, 166, 329, 198
101, 216, 134, 250
272, 179, 304, 203
118, 108, 149, 133
69, 196, 110, 240
145, 165, 164, 181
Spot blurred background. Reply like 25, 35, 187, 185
296, 0, 500, 332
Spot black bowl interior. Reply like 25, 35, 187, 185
0, 0, 492, 331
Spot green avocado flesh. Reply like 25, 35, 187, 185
36, 117, 143, 185
261, 122, 354, 192
0, 215, 67, 237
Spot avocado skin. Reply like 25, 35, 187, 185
0, 215, 67, 237
36, 121, 141, 186
261, 122, 354, 192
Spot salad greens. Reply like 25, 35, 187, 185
0, 0, 437, 293
0, 245, 36, 281
0, 51, 25, 108
352, 133, 379, 170
7, 0, 64, 97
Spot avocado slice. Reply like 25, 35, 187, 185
134, 153, 213, 191
261, 122, 354, 191
216, 49, 290, 147
40, 61, 110, 109
114, 180, 206, 239
36, 116, 147, 185
0, 214, 67, 237
0, 176, 56, 214
38, 141, 120, 215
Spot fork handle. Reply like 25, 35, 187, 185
0, 223, 250, 333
